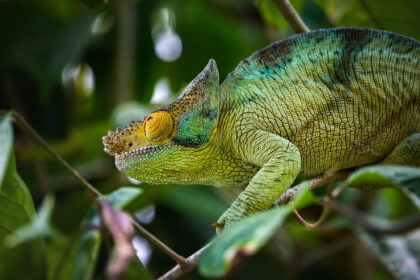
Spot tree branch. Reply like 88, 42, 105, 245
276, 169, 352, 205
158, 167, 420, 279
159, 171, 348, 280
158, 245, 210, 280
293, 203, 331, 229
11, 111, 103, 197
273, 0, 310, 33
8, 111, 187, 266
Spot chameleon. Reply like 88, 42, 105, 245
102, 27, 420, 230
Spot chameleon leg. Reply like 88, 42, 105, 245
380, 133, 420, 166
350, 133, 420, 192
216, 131, 301, 229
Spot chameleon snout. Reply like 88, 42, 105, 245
102, 120, 143, 156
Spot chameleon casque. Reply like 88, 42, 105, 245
103, 27, 420, 229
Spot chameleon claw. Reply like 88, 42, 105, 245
211, 221, 225, 231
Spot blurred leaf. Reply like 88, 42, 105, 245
314, 0, 420, 40
257, 0, 304, 30
106, 187, 143, 209
0, 113, 36, 240
6, 196, 56, 247
370, 187, 419, 220
120, 258, 153, 280
45, 233, 79, 280
99, 199, 134, 280
345, 165, 420, 209
358, 228, 420, 280
199, 205, 293, 277
82, 0, 108, 9
312, 0, 352, 24
162, 187, 225, 223
111, 102, 156, 128
74, 229, 101, 280
0, 113, 46, 278
74, 187, 142, 280
0, 113, 13, 188
291, 185, 316, 209
0, 4, 96, 93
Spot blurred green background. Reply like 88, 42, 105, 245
1, 0, 419, 279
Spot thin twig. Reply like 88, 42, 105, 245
292, 182, 335, 229
293, 203, 331, 229
160, 172, 350, 280
8, 111, 187, 266
277, 169, 352, 205
331, 202, 420, 235
12, 111, 103, 197
273, 0, 310, 33
129, 217, 187, 266
158, 244, 210, 280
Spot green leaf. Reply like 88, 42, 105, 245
0, 152, 37, 239
0, 113, 12, 187
74, 230, 101, 280
163, 187, 225, 223
5, 196, 56, 247
45, 233, 79, 280
81, 0, 108, 9
357, 228, 420, 280
314, 0, 420, 40
199, 205, 293, 277
344, 165, 420, 209
291, 185, 316, 209
120, 258, 153, 280
0, 113, 46, 279
74, 187, 142, 280
105, 187, 143, 209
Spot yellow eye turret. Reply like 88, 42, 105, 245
144, 111, 173, 142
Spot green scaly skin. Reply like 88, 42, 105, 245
103, 28, 420, 230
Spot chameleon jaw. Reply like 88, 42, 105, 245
113, 144, 168, 173
116, 144, 166, 159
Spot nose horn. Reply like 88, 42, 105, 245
102, 120, 142, 156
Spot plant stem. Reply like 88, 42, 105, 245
158, 244, 210, 280
160, 171, 350, 280
293, 203, 331, 229
12, 111, 103, 197
9, 111, 187, 266
273, 0, 310, 33
277, 169, 352, 205
130, 217, 187, 266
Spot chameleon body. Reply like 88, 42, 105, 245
103, 28, 420, 228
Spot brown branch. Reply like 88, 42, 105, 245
158, 245, 209, 280
8, 111, 187, 266
160, 171, 350, 279
273, 0, 310, 33
291, 181, 337, 229
277, 169, 352, 205
11, 111, 103, 197
293, 203, 331, 229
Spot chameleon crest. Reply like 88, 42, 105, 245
104, 28, 420, 230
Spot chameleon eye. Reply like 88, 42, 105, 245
144, 111, 173, 141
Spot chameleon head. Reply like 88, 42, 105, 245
102, 59, 220, 185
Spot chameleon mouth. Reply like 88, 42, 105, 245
116, 144, 166, 159
114, 144, 168, 172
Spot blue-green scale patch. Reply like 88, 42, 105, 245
174, 106, 218, 147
